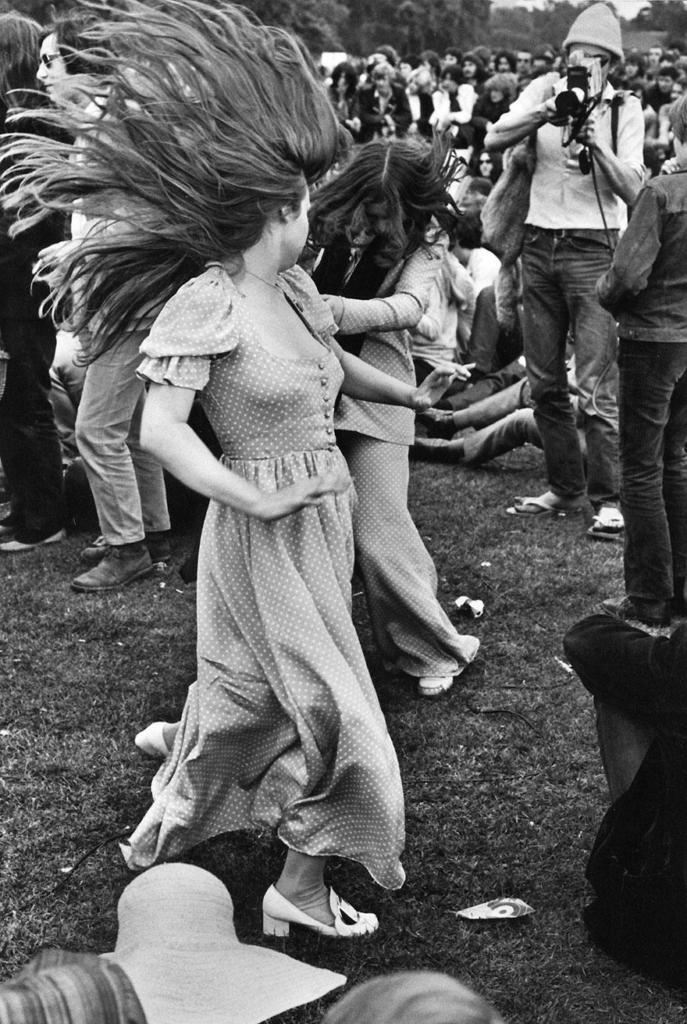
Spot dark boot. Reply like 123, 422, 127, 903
71, 541, 153, 593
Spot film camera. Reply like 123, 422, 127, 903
554, 53, 606, 172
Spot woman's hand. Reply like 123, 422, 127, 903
660, 156, 681, 175
322, 293, 345, 325
251, 465, 352, 521
416, 313, 440, 340
411, 363, 467, 411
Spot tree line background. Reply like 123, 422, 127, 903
1, 0, 685, 59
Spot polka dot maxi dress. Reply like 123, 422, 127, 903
123, 264, 405, 890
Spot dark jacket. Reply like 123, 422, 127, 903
0, 111, 64, 324
356, 82, 412, 143
596, 170, 687, 342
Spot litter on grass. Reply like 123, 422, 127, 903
454, 595, 484, 618
456, 897, 534, 920
554, 656, 573, 674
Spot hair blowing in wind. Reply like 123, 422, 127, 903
2, 0, 342, 359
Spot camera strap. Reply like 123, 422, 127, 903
610, 91, 624, 155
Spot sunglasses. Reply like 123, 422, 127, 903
40, 51, 61, 67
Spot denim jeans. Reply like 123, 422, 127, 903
521, 229, 619, 505
565, 614, 687, 799
0, 317, 65, 538
618, 339, 687, 602
468, 284, 523, 377
49, 331, 86, 463
75, 331, 170, 545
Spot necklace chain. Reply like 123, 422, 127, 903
244, 269, 280, 290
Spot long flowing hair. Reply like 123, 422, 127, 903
308, 137, 461, 267
2, 0, 342, 359
0, 13, 46, 127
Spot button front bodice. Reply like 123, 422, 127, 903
201, 336, 343, 460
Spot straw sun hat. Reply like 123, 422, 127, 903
102, 863, 346, 1024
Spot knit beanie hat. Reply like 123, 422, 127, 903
562, 3, 623, 62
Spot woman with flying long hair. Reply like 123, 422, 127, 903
0, 11, 65, 554
4, 0, 457, 937
310, 138, 480, 699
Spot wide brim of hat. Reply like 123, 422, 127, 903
101, 945, 346, 1024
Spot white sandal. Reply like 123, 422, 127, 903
262, 885, 378, 938
134, 721, 174, 758
417, 675, 455, 698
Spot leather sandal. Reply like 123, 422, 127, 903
508, 491, 586, 517
262, 885, 378, 939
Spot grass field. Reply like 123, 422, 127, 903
1, 445, 685, 1023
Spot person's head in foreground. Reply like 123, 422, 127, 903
0, 864, 346, 1024
321, 971, 506, 1024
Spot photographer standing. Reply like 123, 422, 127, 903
485, 4, 644, 535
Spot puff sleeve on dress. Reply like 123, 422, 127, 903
137, 264, 242, 391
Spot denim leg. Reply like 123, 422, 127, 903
521, 234, 586, 499
463, 408, 541, 465
663, 359, 687, 584
49, 331, 85, 463
0, 318, 65, 536
619, 340, 687, 601
468, 285, 501, 375
463, 378, 531, 430
560, 237, 619, 506
75, 332, 168, 545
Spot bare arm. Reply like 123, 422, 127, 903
141, 384, 350, 520
331, 337, 462, 409
485, 72, 563, 153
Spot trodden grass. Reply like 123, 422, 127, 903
1, 444, 685, 1023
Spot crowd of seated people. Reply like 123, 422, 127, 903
4, 11, 686, 579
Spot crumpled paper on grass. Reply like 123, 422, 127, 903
454, 595, 484, 618
455, 897, 534, 920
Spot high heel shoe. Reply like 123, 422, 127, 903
134, 721, 174, 758
262, 885, 378, 939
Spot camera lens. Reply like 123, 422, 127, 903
555, 89, 584, 118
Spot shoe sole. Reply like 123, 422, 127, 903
587, 526, 623, 542
70, 563, 155, 593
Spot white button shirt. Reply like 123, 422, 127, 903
508, 73, 645, 230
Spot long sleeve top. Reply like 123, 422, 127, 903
596, 170, 687, 342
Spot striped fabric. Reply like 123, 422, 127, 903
0, 950, 147, 1024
